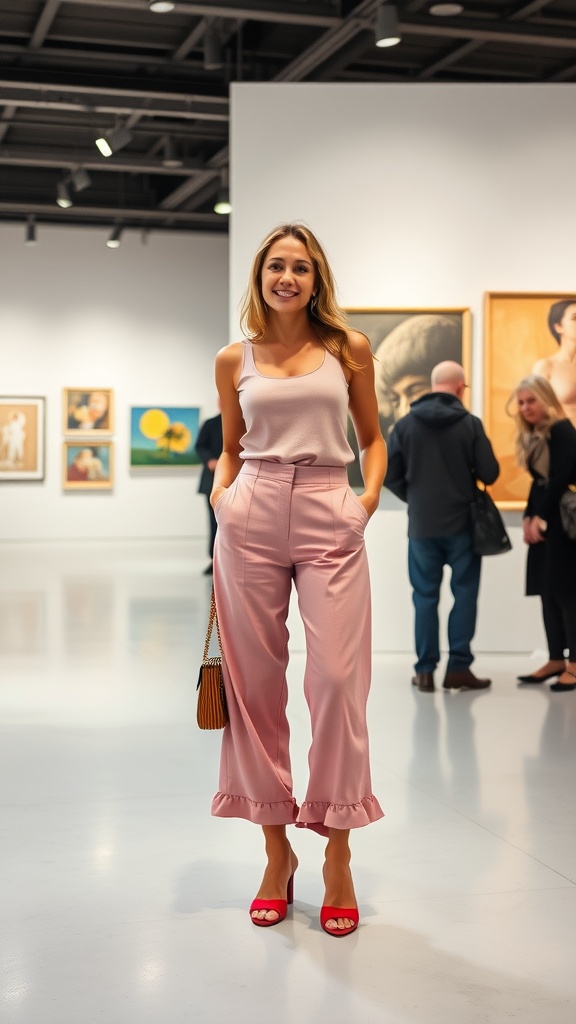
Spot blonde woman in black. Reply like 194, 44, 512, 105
509, 375, 576, 690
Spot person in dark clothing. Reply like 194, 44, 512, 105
385, 360, 500, 692
195, 410, 223, 574
509, 375, 576, 691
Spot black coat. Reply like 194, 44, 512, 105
195, 414, 223, 496
385, 392, 499, 539
525, 418, 576, 601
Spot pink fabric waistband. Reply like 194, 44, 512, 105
240, 459, 349, 486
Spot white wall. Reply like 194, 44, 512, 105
230, 83, 576, 653
1, 225, 229, 540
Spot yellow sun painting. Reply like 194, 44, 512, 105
130, 406, 200, 468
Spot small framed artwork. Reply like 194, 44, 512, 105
0, 396, 45, 481
484, 292, 576, 509
130, 406, 200, 468
63, 388, 114, 435
63, 442, 114, 490
345, 307, 471, 486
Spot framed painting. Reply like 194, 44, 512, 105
63, 441, 114, 490
130, 406, 200, 468
484, 292, 576, 509
63, 388, 114, 435
345, 307, 471, 486
0, 396, 45, 481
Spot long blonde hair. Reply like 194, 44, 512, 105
506, 374, 565, 468
239, 223, 362, 372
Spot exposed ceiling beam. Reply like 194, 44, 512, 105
172, 20, 209, 62
61, 0, 341, 29
402, 17, 576, 50
0, 104, 16, 144
159, 146, 229, 209
418, 39, 483, 80
548, 59, 576, 82
0, 200, 223, 225
312, 31, 373, 82
0, 114, 227, 141
0, 82, 229, 122
508, 0, 557, 18
274, 0, 378, 82
0, 149, 204, 176
29, 0, 62, 51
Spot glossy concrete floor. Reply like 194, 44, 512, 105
1, 540, 576, 1024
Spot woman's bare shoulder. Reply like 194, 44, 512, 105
347, 330, 372, 356
216, 341, 244, 368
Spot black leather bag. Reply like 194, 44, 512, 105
470, 485, 512, 556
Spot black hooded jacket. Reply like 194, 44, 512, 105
385, 392, 500, 539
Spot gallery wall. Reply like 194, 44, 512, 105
230, 82, 576, 653
1, 225, 229, 541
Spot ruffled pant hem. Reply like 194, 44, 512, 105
295, 795, 385, 837
211, 791, 384, 837
211, 792, 299, 825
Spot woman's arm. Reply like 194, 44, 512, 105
347, 332, 387, 517
210, 343, 245, 508
539, 419, 576, 521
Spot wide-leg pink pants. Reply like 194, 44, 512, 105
211, 460, 383, 837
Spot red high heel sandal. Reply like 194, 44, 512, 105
320, 905, 359, 937
249, 874, 294, 927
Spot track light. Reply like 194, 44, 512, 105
106, 225, 123, 248
95, 124, 133, 157
70, 167, 92, 192
149, 0, 175, 10
25, 217, 37, 246
204, 27, 224, 70
214, 187, 231, 215
375, 3, 401, 48
56, 180, 73, 208
214, 169, 231, 214
161, 137, 183, 169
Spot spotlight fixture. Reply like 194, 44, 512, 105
429, 3, 464, 14
106, 225, 123, 249
161, 137, 183, 169
70, 167, 92, 192
375, 3, 401, 47
149, 0, 175, 11
95, 124, 133, 158
214, 170, 231, 215
214, 188, 231, 215
56, 180, 73, 208
204, 26, 224, 71
25, 217, 37, 246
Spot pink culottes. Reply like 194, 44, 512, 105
211, 460, 383, 837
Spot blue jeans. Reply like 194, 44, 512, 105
408, 533, 481, 674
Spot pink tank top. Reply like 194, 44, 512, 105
238, 340, 354, 466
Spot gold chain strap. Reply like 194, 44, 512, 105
202, 588, 222, 662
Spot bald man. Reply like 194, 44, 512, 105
385, 361, 499, 692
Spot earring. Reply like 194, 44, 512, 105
310, 293, 318, 312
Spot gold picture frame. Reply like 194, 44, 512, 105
484, 292, 576, 509
345, 307, 471, 486
63, 441, 114, 490
63, 388, 114, 436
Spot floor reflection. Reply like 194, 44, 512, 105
0, 592, 45, 655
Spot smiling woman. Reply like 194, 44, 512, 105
208, 222, 387, 938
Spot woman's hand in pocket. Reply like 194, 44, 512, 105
210, 486, 227, 511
